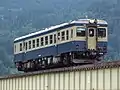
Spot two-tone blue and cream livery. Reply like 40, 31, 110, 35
14, 19, 108, 72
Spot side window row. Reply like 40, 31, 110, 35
18, 34, 56, 51
17, 29, 74, 52
59, 29, 73, 41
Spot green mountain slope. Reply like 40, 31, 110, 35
0, 0, 120, 75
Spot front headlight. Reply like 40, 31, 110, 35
89, 19, 95, 23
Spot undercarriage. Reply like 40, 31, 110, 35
15, 51, 104, 72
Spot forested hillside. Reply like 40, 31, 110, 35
0, 0, 120, 75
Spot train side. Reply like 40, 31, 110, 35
14, 19, 108, 72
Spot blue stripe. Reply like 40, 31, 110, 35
97, 41, 107, 52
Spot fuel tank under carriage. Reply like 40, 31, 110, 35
14, 19, 108, 72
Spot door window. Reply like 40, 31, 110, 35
89, 29, 94, 37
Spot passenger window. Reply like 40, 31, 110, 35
76, 27, 85, 37
25, 42, 27, 50
32, 40, 35, 48
54, 34, 56, 43
61, 31, 65, 41
50, 35, 53, 44
29, 41, 31, 49
66, 30, 69, 40
89, 29, 94, 37
71, 29, 73, 38
20, 43, 22, 51
98, 28, 106, 37
45, 36, 48, 45
41, 37, 44, 46
58, 32, 60, 41
23, 42, 25, 49
36, 38, 39, 47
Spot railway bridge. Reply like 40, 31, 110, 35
0, 61, 120, 90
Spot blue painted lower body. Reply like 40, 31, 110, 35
97, 41, 107, 53
14, 41, 107, 62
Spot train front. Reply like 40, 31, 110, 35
84, 19, 108, 60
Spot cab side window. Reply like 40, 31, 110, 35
76, 27, 85, 37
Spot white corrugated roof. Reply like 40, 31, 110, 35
14, 19, 107, 42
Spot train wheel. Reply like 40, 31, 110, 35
63, 57, 68, 65
62, 53, 71, 66
16, 62, 22, 71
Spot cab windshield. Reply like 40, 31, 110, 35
98, 28, 106, 37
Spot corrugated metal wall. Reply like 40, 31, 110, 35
0, 67, 120, 90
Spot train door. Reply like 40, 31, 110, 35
87, 27, 97, 50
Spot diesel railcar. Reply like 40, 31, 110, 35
14, 19, 108, 72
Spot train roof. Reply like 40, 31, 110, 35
14, 19, 107, 42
